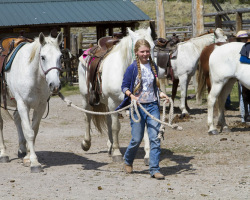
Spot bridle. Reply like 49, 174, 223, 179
39, 47, 62, 76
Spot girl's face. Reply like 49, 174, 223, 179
136, 45, 150, 64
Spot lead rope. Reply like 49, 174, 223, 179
58, 92, 183, 134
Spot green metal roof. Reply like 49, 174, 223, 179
0, 0, 150, 27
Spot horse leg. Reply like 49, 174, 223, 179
110, 113, 122, 162
0, 108, 9, 163
207, 83, 224, 135
185, 76, 192, 111
106, 115, 112, 157
13, 110, 27, 158
171, 78, 179, 102
178, 74, 189, 117
17, 101, 42, 172
217, 80, 235, 133
28, 104, 47, 173
81, 98, 92, 151
143, 127, 150, 166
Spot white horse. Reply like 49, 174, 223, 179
207, 42, 247, 135
0, 33, 63, 172
78, 27, 154, 162
170, 28, 227, 117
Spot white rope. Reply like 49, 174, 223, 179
58, 92, 183, 136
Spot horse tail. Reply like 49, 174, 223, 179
196, 59, 207, 104
92, 103, 107, 134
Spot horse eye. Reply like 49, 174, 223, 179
41, 56, 45, 61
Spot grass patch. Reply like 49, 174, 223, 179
60, 84, 80, 96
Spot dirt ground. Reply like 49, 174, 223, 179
0, 93, 249, 200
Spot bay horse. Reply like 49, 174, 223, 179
78, 27, 154, 162
207, 42, 249, 135
0, 33, 63, 172
170, 28, 227, 117
196, 42, 227, 103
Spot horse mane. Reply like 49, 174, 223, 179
109, 35, 132, 68
177, 32, 214, 47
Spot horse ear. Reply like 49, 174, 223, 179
127, 28, 134, 37
39, 32, 46, 46
56, 32, 63, 46
147, 27, 152, 36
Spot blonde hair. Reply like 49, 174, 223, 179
133, 39, 160, 93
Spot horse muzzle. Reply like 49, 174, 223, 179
49, 82, 61, 94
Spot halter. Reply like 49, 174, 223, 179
39, 47, 62, 76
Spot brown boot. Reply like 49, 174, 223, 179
152, 172, 165, 180
124, 164, 133, 174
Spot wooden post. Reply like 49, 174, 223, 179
192, 0, 204, 99
236, 12, 242, 33
215, 15, 222, 29
192, 0, 204, 37
155, 0, 168, 92
155, 0, 166, 38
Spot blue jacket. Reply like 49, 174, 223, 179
115, 60, 160, 111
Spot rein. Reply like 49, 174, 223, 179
58, 92, 183, 135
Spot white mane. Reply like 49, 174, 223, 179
110, 35, 132, 69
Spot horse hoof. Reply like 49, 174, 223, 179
23, 158, 31, 167
31, 165, 43, 173
81, 141, 91, 151
144, 158, 149, 166
208, 130, 219, 135
112, 155, 123, 162
0, 156, 10, 163
18, 151, 26, 158
180, 113, 186, 119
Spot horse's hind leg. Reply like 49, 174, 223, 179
110, 113, 122, 162
143, 128, 150, 166
81, 99, 92, 151
0, 109, 9, 163
217, 79, 236, 133
207, 82, 224, 135
13, 111, 27, 158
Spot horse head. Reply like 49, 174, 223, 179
214, 28, 227, 43
128, 27, 155, 59
38, 32, 63, 94
168, 33, 180, 47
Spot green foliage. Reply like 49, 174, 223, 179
60, 84, 80, 96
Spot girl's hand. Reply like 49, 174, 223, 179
160, 92, 170, 103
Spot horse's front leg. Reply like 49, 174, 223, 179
13, 110, 27, 158
178, 74, 189, 117
0, 109, 9, 163
17, 101, 41, 172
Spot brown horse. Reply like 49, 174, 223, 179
196, 42, 227, 102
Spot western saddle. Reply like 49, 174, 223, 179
86, 32, 123, 106
0, 36, 33, 109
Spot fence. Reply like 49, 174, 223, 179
62, 8, 250, 84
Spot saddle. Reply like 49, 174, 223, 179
86, 33, 123, 106
0, 36, 33, 109
0, 36, 33, 72
154, 38, 177, 79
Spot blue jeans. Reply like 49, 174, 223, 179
124, 101, 161, 176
